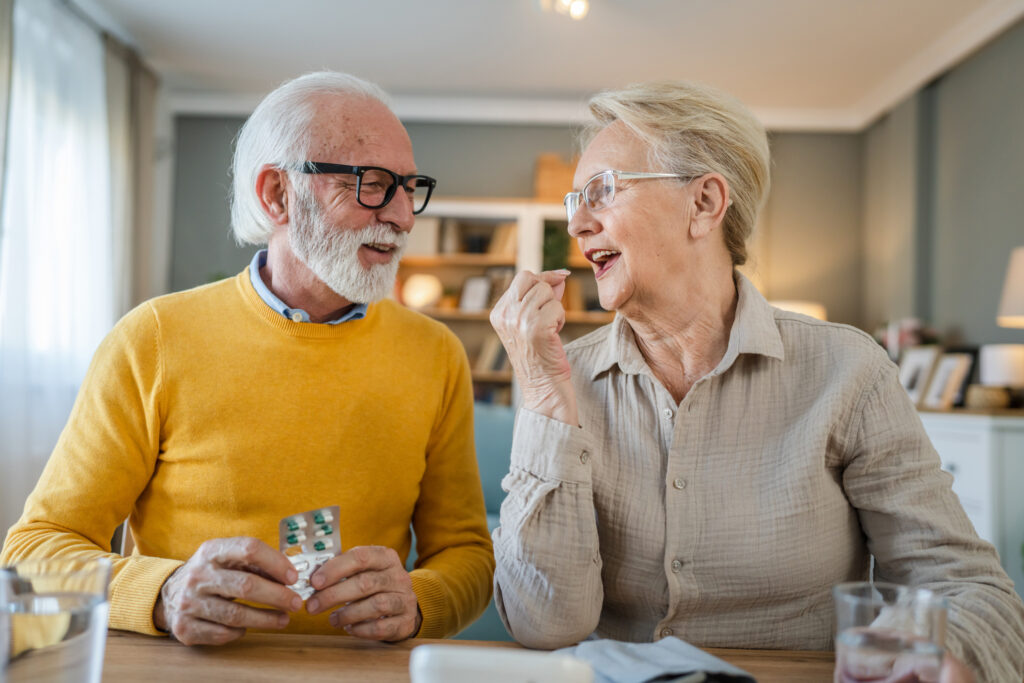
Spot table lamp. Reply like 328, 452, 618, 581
975, 247, 1024, 405
997, 246, 1024, 329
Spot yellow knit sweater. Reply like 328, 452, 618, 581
2, 270, 494, 638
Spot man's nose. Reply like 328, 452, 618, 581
377, 188, 416, 232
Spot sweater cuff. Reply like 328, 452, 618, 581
511, 408, 593, 484
409, 568, 452, 639
109, 556, 185, 635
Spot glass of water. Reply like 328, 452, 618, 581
833, 582, 947, 683
1, 556, 112, 683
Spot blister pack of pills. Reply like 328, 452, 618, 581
278, 505, 341, 600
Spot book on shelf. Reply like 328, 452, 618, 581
440, 218, 461, 254
475, 335, 503, 373
459, 275, 491, 312
487, 222, 517, 259
486, 267, 515, 307
562, 276, 585, 312
406, 216, 440, 256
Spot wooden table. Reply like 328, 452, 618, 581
102, 630, 835, 682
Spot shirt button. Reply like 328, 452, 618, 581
673, 477, 687, 490
671, 559, 683, 573
580, 450, 590, 465
660, 627, 674, 638
662, 407, 674, 419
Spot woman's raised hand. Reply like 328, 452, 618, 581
489, 269, 579, 426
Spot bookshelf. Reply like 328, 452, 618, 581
397, 198, 613, 405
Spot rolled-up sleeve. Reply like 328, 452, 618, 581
843, 362, 1024, 681
492, 408, 604, 649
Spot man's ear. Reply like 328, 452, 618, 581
688, 173, 730, 240
255, 165, 291, 227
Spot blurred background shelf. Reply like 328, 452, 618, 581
398, 197, 608, 405
471, 370, 513, 383
402, 254, 516, 268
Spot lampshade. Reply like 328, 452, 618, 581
769, 300, 828, 321
997, 246, 1024, 328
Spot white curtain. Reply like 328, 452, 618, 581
0, 0, 114, 533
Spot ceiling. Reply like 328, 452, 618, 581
77, 0, 1024, 130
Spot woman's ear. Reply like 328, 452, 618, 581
255, 165, 291, 226
688, 173, 730, 240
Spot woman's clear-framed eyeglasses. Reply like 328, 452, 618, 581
563, 169, 696, 221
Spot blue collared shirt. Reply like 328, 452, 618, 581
248, 250, 367, 324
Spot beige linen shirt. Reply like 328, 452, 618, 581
493, 273, 1024, 682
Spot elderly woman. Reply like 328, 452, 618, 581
489, 81, 1024, 682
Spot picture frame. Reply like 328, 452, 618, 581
921, 351, 976, 410
898, 345, 941, 406
458, 275, 492, 312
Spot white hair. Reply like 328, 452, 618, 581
230, 71, 393, 245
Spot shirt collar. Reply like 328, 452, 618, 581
588, 270, 785, 380
248, 250, 367, 325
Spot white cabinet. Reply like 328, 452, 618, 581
919, 411, 1024, 599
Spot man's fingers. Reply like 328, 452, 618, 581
310, 546, 400, 591
189, 594, 290, 630
200, 537, 297, 586
328, 591, 407, 627
216, 568, 302, 613
170, 616, 245, 647
339, 614, 414, 642
307, 568, 398, 615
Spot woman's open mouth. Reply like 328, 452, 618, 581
586, 248, 621, 278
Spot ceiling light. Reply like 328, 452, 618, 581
541, 0, 590, 20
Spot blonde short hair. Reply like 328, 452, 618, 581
585, 81, 770, 266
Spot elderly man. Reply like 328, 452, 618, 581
1, 71, 494, 646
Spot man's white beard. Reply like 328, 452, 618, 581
289, 191, 407, 305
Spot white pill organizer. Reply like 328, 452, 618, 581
409, 645, 594, 683
278, 505, 341, 600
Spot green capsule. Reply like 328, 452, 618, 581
313, 513, 325, 525
287, 534, 299, 545
287, 520, 299, 531
319, 524, 333, 534
314, 540, 326, 552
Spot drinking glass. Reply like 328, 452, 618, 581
833, 581, 947, 683
1, 557, 112, 683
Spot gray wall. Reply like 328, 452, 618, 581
171, 117, 254, 290
863, 18, 1024, 346
760, 132, 864, 327
862, 95, 920, 330
930, 18, 1024, 345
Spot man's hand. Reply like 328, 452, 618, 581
305, 545, 421, 642
153, 537, 301, 646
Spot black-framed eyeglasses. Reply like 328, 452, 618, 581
563, 169, 697, 221
294, 161, 437, 215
